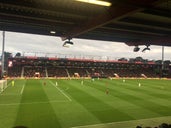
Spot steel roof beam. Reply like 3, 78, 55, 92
61, 0, 164, 41
103, 23, 171, 36
120, 17, 171, 32
125, 37, 171, 46
142, 8, 171, 18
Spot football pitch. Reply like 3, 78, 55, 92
0, 79, 171, 128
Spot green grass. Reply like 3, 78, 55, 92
0, 78, 171, 128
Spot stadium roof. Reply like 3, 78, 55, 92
0, 0, 171, 46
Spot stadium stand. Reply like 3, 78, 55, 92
6, 55, 171, 79
8, 66, 22, 77
67, 68, 87, 78
47, 67, 68, 77
23, 66, 46, 78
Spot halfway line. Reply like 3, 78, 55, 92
49, 81, 72, 101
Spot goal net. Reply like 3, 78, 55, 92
0, 80, 7, 93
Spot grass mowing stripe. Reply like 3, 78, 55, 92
49, 79, 104, 128
120, 80, 171, 104
109, 80, 171, 105
119, 81, 171, 106
63, 80, 134, 123
126, 79, 171, 94
14, 79, 62, 128
0, 93, 20, 96
1, 79, 171, 128
0, 80, 25, 128
87, 79, 168, 117
71, 116, 171, 128
83, 80, 161, 118
103, 79, 171, 115
0, 100, 69, 106
49, 80, 72, 101
109, 81, 170, 114
77, 80, 170, 117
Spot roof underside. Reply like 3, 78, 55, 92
0, 0, 171, 46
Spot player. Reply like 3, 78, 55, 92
81, 80, 84, 85
43, 81, 46, 86
106, 88, 109, 95
138, 83, 141, 87
11, 80, 15, 87
56, 81, 58, 86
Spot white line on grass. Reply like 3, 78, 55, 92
49, 81, 72, 101
20, 84, 25, 95
0, 81, 12, 94
71, 116, 171, 128
0, 100, 68, 106
1, 93, 20, 96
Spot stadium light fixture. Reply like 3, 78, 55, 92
133, 45, 140, 52
63, 39, 74, 47
75, 0, 112, 6
142, 45, 150, 52
50, 31, 56, 34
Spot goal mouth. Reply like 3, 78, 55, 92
0, 80, 7, 93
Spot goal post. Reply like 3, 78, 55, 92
0, 80, 7, 93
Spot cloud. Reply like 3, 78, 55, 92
0, 31, 171, 60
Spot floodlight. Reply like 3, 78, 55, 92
63, 39, 74, 47
142, 45, 150, 52
133, 46, 140, 52
75, 0, 112, 6
50, 31, 56, 34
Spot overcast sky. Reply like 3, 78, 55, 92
0, 31, 171, 60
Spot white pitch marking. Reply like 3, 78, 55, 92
0, 100, 68, 106
49, 81, 72, 101
0, 81, 12, 94
1, 93, 20, 96
20, 84, 25, 95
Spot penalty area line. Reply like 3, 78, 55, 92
49, 81, 72, 102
